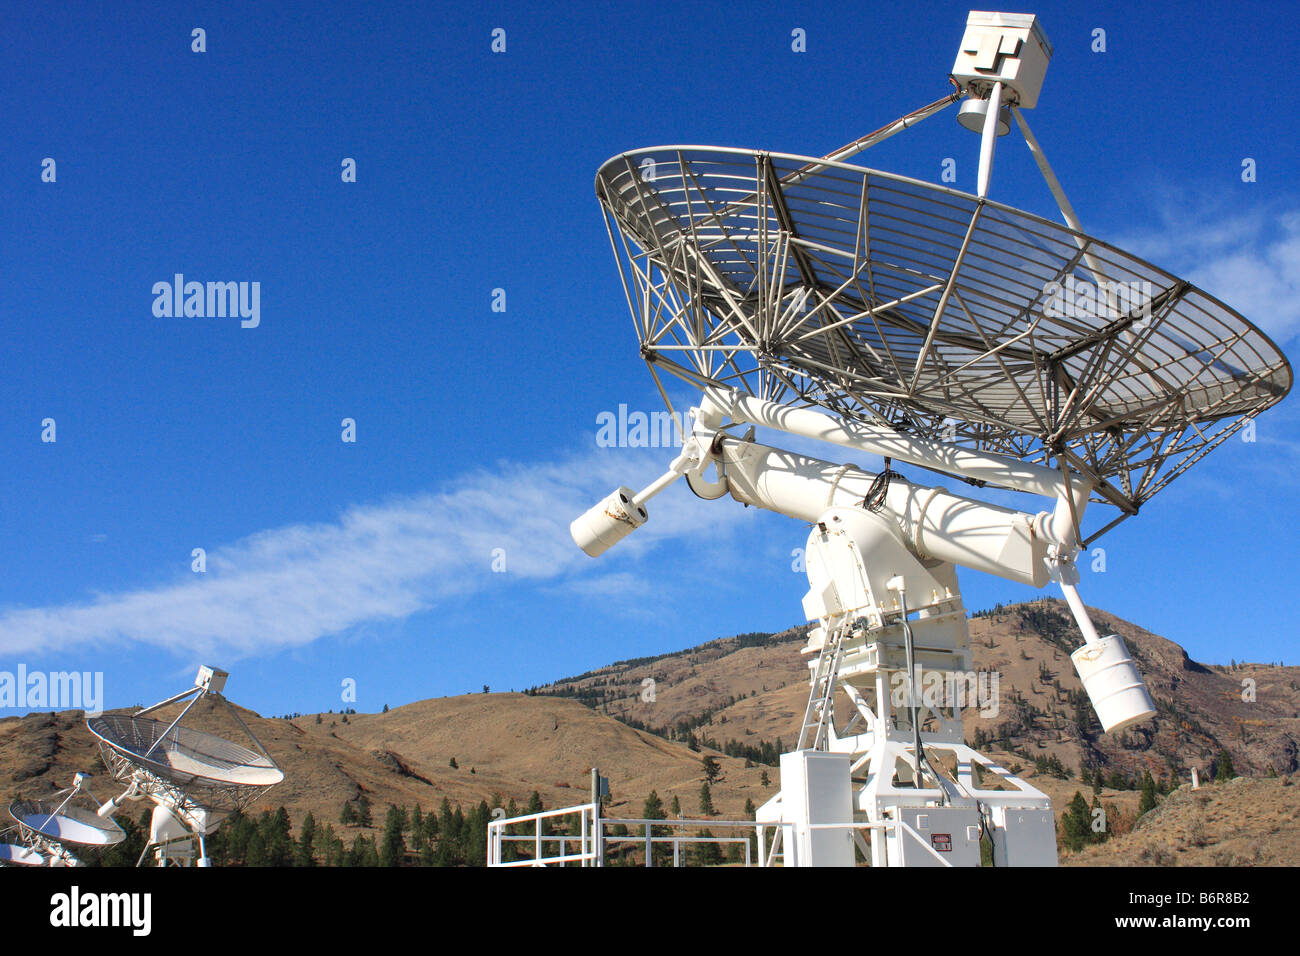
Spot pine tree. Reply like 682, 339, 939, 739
379, 804, 407, 867
1214, 750, 1235, 782
468, 801, 493, 867
643, 790, 665, 820
356, 793, 373, 828
433, 800, 465, 866
317, 822, 342, 866
246, 829, 268, 867
760, 770, 770, 788
699, 782, 716, 816
641, 791, 668, 867
670, 794, 681, 817
1060, 791, 1092, 852
694, 828, 722, 866
1138, 771, 1157, 818
410, 806, 425, 851
340, 801, 357, 826
702, 755, 721, 784
296, 812, 317, 867
525, 792, 547, 839
347, 834, 378, 866
261, 808, 294, 866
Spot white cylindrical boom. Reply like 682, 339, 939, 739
717, 439, 1049, 587
977, 80, 1003, 199
697, 388, 1071, 502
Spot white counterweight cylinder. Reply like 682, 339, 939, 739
1070, 635, 1157, 733
570, 487, 649, 557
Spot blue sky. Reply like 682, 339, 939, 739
1, 1, 1297, 717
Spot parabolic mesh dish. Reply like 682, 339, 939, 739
597, 147, 1292, 514
9, 798, 125, 846
0, 843, 46, 866
87, 714, 283, 810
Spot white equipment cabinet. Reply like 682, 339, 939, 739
888, 807, 982, 868
778, 751, 855, 867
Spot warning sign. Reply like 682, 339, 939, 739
931, 833, 952, 852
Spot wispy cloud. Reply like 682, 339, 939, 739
1115, 198, 1300, 343
0, 447, 741, 660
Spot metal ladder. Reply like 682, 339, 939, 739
796, 620, 851, 751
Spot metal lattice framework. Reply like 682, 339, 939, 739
598, 146, 1291, 520
88, 714, 283, 814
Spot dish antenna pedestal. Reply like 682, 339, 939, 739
575, 9, 1290, 866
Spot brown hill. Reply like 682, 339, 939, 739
0, 692, 765, 840
294, 692, 770, 820
536, 598, 1300, 787
1, 599, 1295, 865
529, 598, 1300, 862
1064, 776, 1300, 866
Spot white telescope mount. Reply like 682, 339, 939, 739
572, 387, 1155, 866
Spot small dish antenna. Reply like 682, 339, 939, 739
0, 773, 124, 867
86, 665, 283, 867
0, 843, 47, 867
575, 10, 1290, 867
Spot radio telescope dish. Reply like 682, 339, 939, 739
88, 666, 283, 866
598, 146, 1291, 518
87, 714, 284, 809
0, 843, 46, 866
570, 10, 1293, 868
9, 798, 125, 847
0, 774, 123, 866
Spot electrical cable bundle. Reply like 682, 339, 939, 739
860, 457, 902, 512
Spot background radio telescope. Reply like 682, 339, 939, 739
0, 842, 47, 867
0, 773, 124, 867
87, 665, 283, 867
574, 10, 1291, 867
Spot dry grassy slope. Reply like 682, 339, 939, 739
539, 599, 1300, 787
2, 598, 1296, 864
534, 625, 811, 744
0, 693, 768, 837
962, 601, 1300, 783
1064, 777, 1300, 866
298, 692, 770, 819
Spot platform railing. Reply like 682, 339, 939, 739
487, 804, 763, 867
